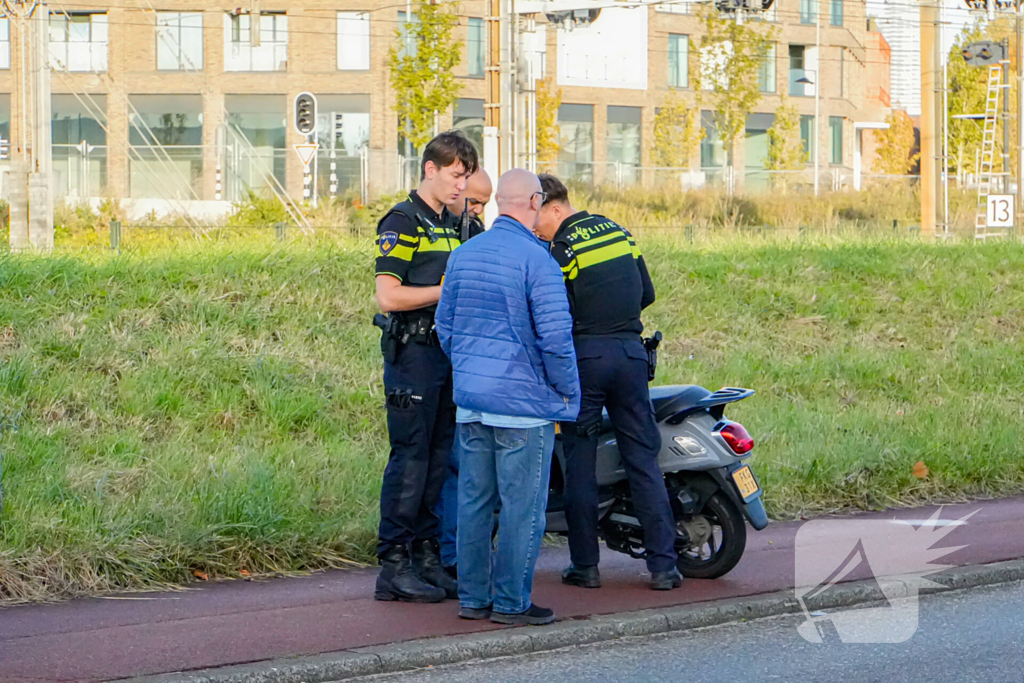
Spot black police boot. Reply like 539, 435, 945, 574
562, 564, 602, 588
411, 538, 459, 599
650, 568, 683, 591
375, 545, 447, 603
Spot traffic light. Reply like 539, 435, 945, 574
334, 113, 344, 148
961, 40, 1006, 67
714, 0, 774, 12
962, 0, 1017, 11
294, 92, 317, 136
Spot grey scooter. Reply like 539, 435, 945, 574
545, 334, 768, 579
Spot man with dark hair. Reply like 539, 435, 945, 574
533, 173, 683, 592
373, 130, 479, 603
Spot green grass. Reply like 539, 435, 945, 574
2, 235, 1024, 603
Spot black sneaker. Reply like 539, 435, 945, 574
458, 604, 492, 620
562, 564, 601, 588
650, 568, 683, 591
490, 604, 556, 626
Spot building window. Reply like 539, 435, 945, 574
224, 12, 287, 72
0, 94, 9, 146
830, 0, 843, 26
558, 103, 594, 182
759, 43, 776, 94
337, 12, 370, 71
607, 106, 641, 185
801, 115, 815, 163
52, 94, 108, 198
397, 12, 418, 60
745, 113, 775, 175
789, 45, 809, 97
800, 0, 816, 24
49, 13, 108, 72
314, 94, 370, 196
0, 19, 10, 70
830, 116, 843, 164
840, 48, 845, 98
454, 98, 485, 154
668, 34, 688, 89
156, 12, 203, 71
467, 18, 485, 78
701, 111, 725, 168
128, 95, 203, 200
225, 94, 287, 197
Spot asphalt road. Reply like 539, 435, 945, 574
362, 580, 1024, 683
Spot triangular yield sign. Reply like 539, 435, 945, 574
294, 143, 318, 170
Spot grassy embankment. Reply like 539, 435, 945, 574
2, 234, 1024, 603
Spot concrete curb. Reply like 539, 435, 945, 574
127, 558, 1024, 683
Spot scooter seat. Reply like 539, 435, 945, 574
596, 385, 711, 434
650, 385, 712, 423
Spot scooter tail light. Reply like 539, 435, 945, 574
720, 423, 754, 455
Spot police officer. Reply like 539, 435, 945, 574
436, 168, 493, 578
445, 168, 493, 243
534, 173, 682, 592
374, 130, 479, 603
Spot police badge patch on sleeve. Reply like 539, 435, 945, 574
379, 231, 399, 256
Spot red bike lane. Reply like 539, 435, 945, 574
2, 496, 1022, 683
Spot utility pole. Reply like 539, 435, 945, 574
29, 3, 52, 249
920, 0, 939, 238
813, 0, 820, 197
1002, 38, 1011, 195
6, 0, 52, 251
1017, 11, 1023, 225
483, 0, 502, 184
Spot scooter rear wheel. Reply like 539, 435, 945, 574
676, 492, 747, 579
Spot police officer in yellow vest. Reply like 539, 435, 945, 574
534, 173, 682, 592
373, 131, 479, 603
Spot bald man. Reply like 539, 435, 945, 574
435, 168, 580, 626
445, 169, 493, 242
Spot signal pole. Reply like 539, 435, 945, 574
1017, 11, 1023, 224
920, 0, 939, 238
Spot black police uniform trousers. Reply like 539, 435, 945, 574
377, 339, 456, 558
561, 336, 678, 574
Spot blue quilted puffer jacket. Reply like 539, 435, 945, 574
435, 215, 580, 422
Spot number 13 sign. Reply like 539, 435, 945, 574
986, 195, 1015, 228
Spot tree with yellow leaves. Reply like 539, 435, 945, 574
874, 110, 919, 176
650, 89, 703, 169
536, 79, 562, 166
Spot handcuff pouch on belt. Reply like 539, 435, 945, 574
643, 330, 663, 383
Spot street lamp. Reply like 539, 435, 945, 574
796, 70, 819, 195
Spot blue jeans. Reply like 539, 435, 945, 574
435, 446, 459, 567
456, 421, 554, 614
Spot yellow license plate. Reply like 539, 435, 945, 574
732, 466, 760, 499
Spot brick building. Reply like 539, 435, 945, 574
0, 0, 892, 208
